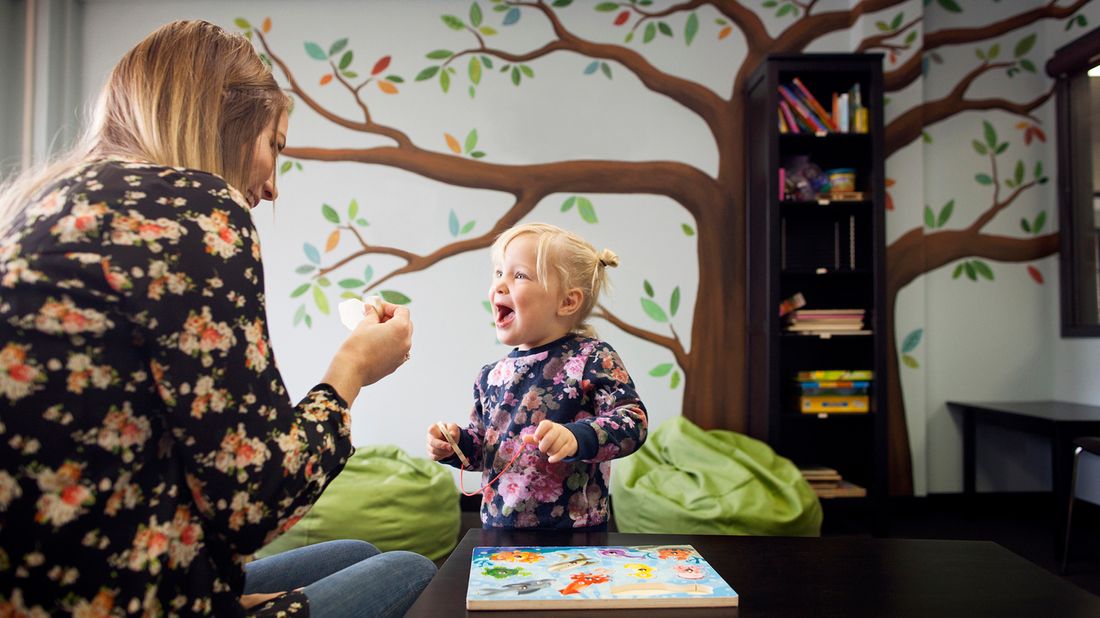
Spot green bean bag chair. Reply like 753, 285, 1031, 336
612, 416, 822, 536
256, 444, 460, 561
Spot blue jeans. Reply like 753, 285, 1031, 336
245, 540, 436, 618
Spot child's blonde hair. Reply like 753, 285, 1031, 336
491, 222, 619, 338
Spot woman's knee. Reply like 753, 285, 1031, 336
378, 551, 437, 587
320, 539, 381, 560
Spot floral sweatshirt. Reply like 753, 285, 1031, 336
444, 334, 648, 529
0, 159, 349, 616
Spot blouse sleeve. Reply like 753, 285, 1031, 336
103, 167, 352, 554
564, 342, 648, 463
445, 368, 488, 470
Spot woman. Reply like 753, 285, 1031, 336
0, 20, 434, 617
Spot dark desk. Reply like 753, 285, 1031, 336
406, 529, 1100, 616
947, 400, 1100, 544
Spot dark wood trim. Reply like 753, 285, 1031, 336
1046, 24, 1100, 77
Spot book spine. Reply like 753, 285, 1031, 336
837, 93, 849, 133
790, 77, 836, 131
778, 86, 825, 133
778, 100, 801, 134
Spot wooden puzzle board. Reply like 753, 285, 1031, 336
466, 544, 739, 610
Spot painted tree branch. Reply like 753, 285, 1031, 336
592, 304, 689, 370
857, 16, 922, 53
772, 0, 910, 54
884, 0, 1089, 92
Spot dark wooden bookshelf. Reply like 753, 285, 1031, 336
745, 54, 888, 521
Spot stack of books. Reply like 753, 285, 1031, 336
799, 465, 867, 498
784, 308, 866, 334
777, 77, 869, 135
793, 369, 873, 414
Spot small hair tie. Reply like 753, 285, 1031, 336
597, 249, 620, 268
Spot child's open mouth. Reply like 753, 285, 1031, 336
495, 304, 515, 327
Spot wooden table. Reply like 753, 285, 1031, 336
406, 529, 1100, 616
947, 400, 1100, 547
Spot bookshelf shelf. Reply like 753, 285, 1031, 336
746, 54, 888, 518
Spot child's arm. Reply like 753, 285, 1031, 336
430, 372, 488, 469
563, 342, 648, 463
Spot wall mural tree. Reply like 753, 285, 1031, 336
239, 0, 1089, 495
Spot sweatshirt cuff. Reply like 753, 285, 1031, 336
563, 422, 599, 461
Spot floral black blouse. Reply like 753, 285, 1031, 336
0, 160, 351, 616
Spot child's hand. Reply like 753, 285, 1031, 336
523, 420, 578, 463
426, 422, 461, 461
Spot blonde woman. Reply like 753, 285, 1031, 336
426, 223, 648, 530
0, 20, 433, 617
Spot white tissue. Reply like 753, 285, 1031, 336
338, 295, 383, 331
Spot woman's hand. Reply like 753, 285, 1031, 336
323, 301, 413, 407
241, 591, 285, 609
426, 422, 461, 461
523, 420, 578, 463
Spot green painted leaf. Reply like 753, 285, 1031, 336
312, 285, 330, 314
338, 278, 365, 289
577, 197, 598, 223
875, 21, 890, 33
426, 50, 454, 60
317, 277, 331, 287
972, 260, 994, 280
595, 2, 618, 11
924, 205, 935, 228
643, 280, 654, 298
469, 57, 482, 84
511, 66, 520, 85
685, 13, 699, 46
386, 75, 403, 82
641, 298, 668, 322
649, 363, 673, 377
465, 129, 478, 153
442, 15, 465, 30
303, 243, 321, 265
356, 218, 369, 227
600, 62, 612, 79
643, 22, 656, 43
670, 286, 681, 317
280, 160, 293, 175
561, 196, 577, 212
952, 264, 964, 279
905, 31, 917, 45
380, 290, 411, 304
342, 70, 359, 78
972, 140, 988, 155
416, 66, 440, 81
1034, 211, 1046, 233
329, 38, 348, 57
937, 199, 954, 228
995, 143, 1009, 155
322, 204, 340, 224
470, 151, 486, 158
470, 2, 483, 27
762, 0, 777, 7
234, 18, 252, 29
520, 65, 534, 78
1014, 160, 1024, 185
937, 0, 962, 12
902, 354, 919, 369
291, 283, 311, 298
293, 304, 306, 326
777, 4, 794, 17
922, 131, 933, 144
440, 70, 451, 93
1014, 33, 1036, 58
658, 22, 672, 37
964, 262, 977, 281
1020, 217, 1032, 233
983, 121, 997, 149
890, 12, 903, 30
901, 328, 923, 353
552, 0, 573, 6
339, 50, 353, 70
482, 300, 492, 313
348, 199, 359, 221
340, 291, 359, 300
682, 224, 695, 236
295, 264, 316, 275
975, 173, 993, 185
988, 43, 1000, 60
670, 370, 681, 389
461, 220, 476, 234
305, 42, 327, 60
480, 26, 498, 36
449, 210, 460, 237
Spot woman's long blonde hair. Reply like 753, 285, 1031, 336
0, 19, 288, 231
491, 222, 620, 338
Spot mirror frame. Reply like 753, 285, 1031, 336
1048, 25, 1100, 337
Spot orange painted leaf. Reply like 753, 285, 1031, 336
613, 11, 629, 26
718, 26, 732, 40
325, 230, 341, 252
885, 192, 894, 211
372, 55, 392, 76
262, 17, 272, 33
1016, 121, 1029, 129
320, 74, 334, 86
1027, 265, 1044, 284
1024, 128, 1033, 146
1032, 127, 1046, 142
885, 178, 896, 187
378, 80, 398, 94
444, 133, 462, 154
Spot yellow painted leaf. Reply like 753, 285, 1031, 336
262, 17, 272, 33
444, 133, 462, 154
325, 229, 340, 252
1015, 121, 1029, 129
718, 26, 732, 40
885, 178, 896, 187
320, 74, 334, 86
377, 80, 398, 94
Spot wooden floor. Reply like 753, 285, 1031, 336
446, 493, 1100, 598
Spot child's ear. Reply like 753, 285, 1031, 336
558, 288, 584, 317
